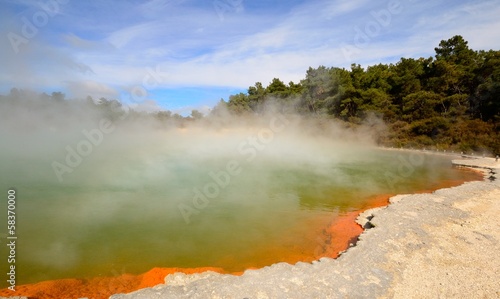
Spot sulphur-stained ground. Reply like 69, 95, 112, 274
105, 158, 499, 299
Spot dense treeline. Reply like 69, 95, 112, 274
220, 36, 499, 154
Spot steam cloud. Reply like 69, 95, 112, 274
0, 90, 419, 284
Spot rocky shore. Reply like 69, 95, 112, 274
108, 157, 499, 299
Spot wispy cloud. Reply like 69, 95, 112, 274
107, 22, 161, 49
65, 80, 119, 100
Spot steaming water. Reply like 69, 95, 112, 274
0, 127, 480, 287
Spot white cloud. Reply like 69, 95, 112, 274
319, 0, 372, 19
407, 0, 500, 51
107, 22, 160, 49
65, 80, 119, 99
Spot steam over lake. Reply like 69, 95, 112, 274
0, 114, 480, 286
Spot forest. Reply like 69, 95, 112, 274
218, 35, 499, 154
1, 36, 498, 154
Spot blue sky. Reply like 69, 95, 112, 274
1, 0, 500, 114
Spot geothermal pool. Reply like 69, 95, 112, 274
0, 126, 480, 287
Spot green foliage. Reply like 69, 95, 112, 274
190, 110, 204, 119
247, 82, 266, 111
473, 50, 500, 121
210, 99, 229, 117
218, 35, 499, 153
266, 78, 289, 97
227, 93, 251, 114
389, 57, 426, 100
402, 91, 442, 122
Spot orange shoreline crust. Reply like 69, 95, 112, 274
0, 172, 483, 299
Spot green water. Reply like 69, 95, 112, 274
0, 137, 479, 286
